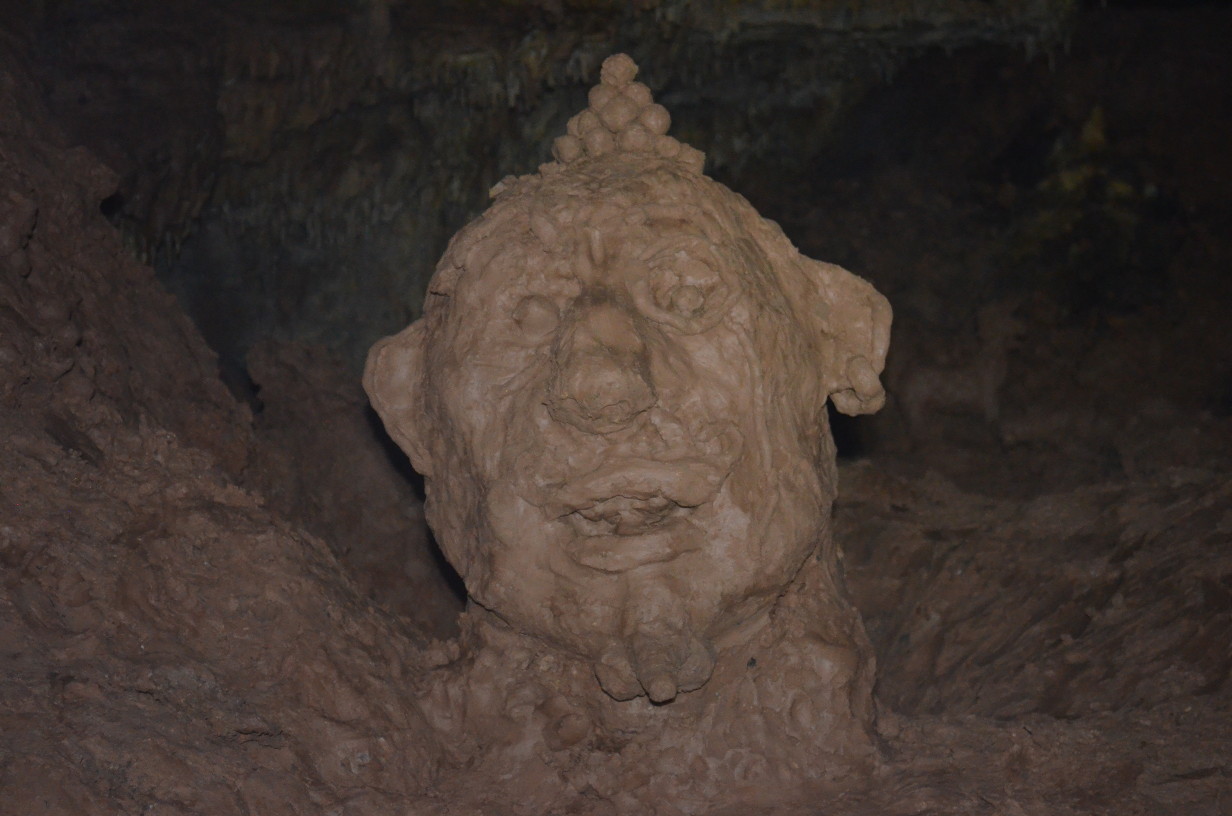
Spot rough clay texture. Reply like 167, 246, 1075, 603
3, 10, 1232, 815
0, 51, 443, 815
365, 54, 893, 808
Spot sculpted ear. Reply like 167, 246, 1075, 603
363, 320, 434, 476
807, 260, 892, 416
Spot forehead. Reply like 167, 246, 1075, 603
449, 184, 755, 297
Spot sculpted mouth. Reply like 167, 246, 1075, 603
544, 459, 726, 572
567, 492, 691, 536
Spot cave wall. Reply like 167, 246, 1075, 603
9, 0, 1074, 371
0, 48, 443, 813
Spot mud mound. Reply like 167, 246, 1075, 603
2, 6, 1230, 813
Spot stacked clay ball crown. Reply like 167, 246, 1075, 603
552, 54, 705, 174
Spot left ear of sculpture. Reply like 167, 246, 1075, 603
805, 258, 892, 416
363, 321, 434, 477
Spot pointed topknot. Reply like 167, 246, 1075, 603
551, 54, 705, 174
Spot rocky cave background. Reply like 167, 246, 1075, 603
1, 0, 1229, 813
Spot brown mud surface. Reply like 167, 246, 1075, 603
2, 4, 1230, 815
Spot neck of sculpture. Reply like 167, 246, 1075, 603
429, 556, 876, 785
460, 589, 772, 719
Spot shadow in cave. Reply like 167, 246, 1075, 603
364, 404, 467, 607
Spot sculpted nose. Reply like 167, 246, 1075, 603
549, 302, 656, 434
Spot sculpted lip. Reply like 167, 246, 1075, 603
546, 458, 725, 517
543, 459, 727, 572
568, 492, 688, 536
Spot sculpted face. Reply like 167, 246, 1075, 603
367, 56, 890, 704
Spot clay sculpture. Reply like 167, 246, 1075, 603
365, 53, 892, 811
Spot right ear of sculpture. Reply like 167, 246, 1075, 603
363, 321, 434, 477
808, 260, 893, 416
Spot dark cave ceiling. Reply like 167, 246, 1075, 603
6, 0, 1078, 370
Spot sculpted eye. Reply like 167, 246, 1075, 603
663, 284, 704, 317
635, 248, 735, 333
511, 294, 559, 338
651, 255, 716, 316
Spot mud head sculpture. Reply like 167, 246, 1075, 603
366, 54, 891, 800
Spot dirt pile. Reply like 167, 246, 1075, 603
0, 49, 439, 815
244, 340, 462, 640
2, 6, 1230, 814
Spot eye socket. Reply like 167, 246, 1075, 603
651, 254, 715, 312
511, 294, 559, 338
662, 283, 704, 317
635, 246, 735, 333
